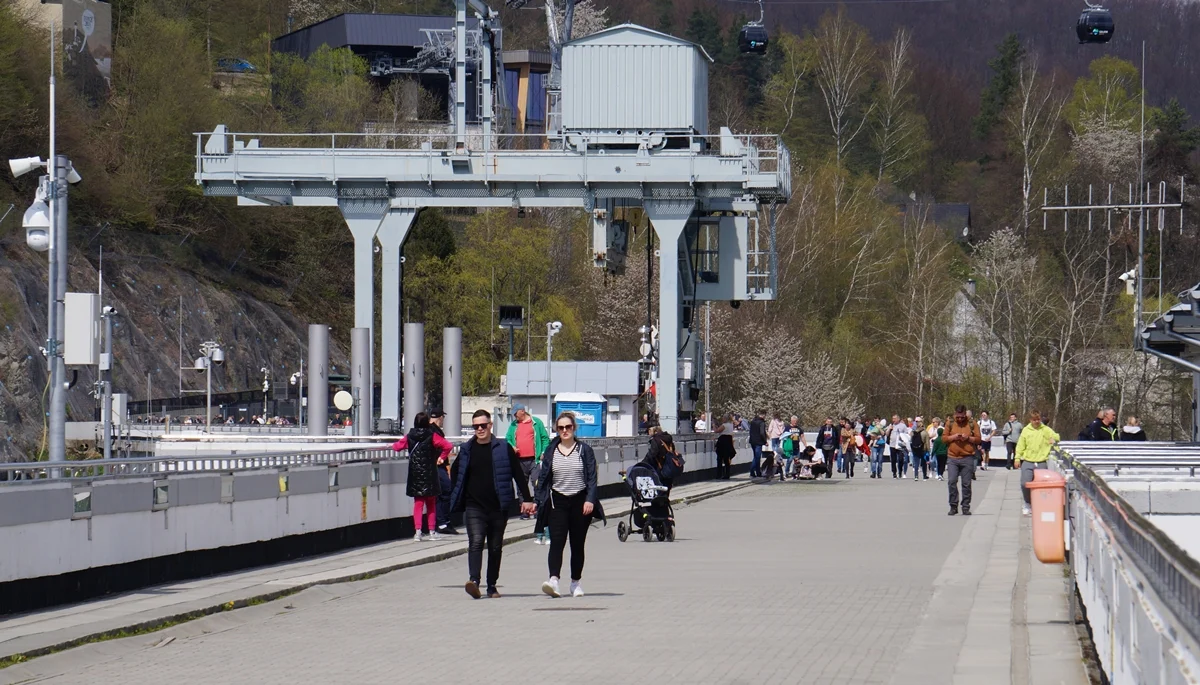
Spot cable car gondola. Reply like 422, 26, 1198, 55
1076, 4, 1114, 44
738, 0, 769, 55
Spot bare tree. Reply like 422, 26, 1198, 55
762, 31, 810, 138
813, 10, 877, 169
872, 28, 928, 185
1004, 53, 1066, 235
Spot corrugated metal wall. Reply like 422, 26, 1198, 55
562, 39, 707, 133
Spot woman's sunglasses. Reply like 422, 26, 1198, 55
555, 423, 575, 432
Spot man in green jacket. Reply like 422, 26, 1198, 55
506, 404, 549, 521
1015, 410, 1060, 517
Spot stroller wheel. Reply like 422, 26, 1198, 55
665, 521, 676, 542
655, 528, 666, 542
642, 524, 653, 542
617, 521, 629, 542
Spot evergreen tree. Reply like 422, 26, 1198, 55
1148, 98, 1200, 181
972, 33, 1025, 140
685, 5, 725, 65
654, 0, 674, 34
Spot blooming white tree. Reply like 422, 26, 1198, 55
732, 331, 863, 424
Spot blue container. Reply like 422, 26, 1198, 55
554, 401, 606, 438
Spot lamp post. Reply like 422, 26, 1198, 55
260, 367, 271, 418
290, 359, 304, 431
194, 342, 223, 432
8, 23, 81, 461
546, 321, 562, 423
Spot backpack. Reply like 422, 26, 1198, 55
661, 450, 685, 481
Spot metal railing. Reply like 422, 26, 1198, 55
0, 446, 395, 483
1056, 445, 1200, 650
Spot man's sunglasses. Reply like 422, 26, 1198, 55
471, 422, 490, 430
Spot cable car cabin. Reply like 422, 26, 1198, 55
1077, 8, 1114, 44
738, 23, 769, 54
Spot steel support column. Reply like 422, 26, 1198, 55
443, 327, 463, 438
351, 327, 370, 436
454, 0, 467, 151
376, 208, 417, 422
340, 201, 387, 434
645, 200, 693, 434
1193, 372, 1200, 443
307, 324, 329, 436
403, 323, 425, 431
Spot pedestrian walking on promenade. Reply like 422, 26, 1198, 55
1000, 413, 1023, 470
767, 412, 785, 459
911, 417, 928, 480
839, 418, 857, 478
714, 414, 737, 479
1121, 416, 1147, 441
887, 415, 910, 479
393, 412, 455, 541
978, 411, 996, 471
869, 419, 886, 478
749, 410, 768, 478
428, 410, 460, 536
930, 418, 948, 480
449, 410, 536, 599
1080, 407, 1118, 441
1014, 410, 1059, 516
537, 412, 605, 598
815, 417, 838, 480
506, 405, 550, 523
944, 405, 981, 515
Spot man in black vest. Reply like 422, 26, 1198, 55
448, 409, 535, 599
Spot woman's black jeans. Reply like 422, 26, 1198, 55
547, 491, 593, 581
465, 505, 508, 589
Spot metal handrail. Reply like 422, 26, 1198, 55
0, 446, 395, 483
1056, 445, 1200, 646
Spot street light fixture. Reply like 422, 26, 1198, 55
193, 342, 223, 432
546, 321, 562, 422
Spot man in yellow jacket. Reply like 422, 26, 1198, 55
1015, 410, 1060, 517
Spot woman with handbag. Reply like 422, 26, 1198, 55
714, 414, 737, 479
536, 412, 606, 598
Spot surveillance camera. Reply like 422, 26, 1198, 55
1118, 269, 1137, 283
66, 166, 82, 185
102, 305, 117, 315
8, 156, 45, 178
195, 356, 210, 372
211, 348, 224, 364
548, 321, 562, 334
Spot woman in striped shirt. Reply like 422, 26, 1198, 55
535, 412, 606, 598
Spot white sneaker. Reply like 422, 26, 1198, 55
570, 581, 584, 597
937, 475, 944, 481
413, 532, 424, 542
1022, 504, 1032, 516
427, 531, 443, 541
542, 577, 561, 598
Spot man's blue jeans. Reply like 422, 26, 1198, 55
750, 444, 763, 477
910, 450, 927, 479
871, 446, 884, 476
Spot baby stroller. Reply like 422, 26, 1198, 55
617, 462, 675, 542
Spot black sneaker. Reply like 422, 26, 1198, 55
947, 508, 958, 516
465, 580, 482, 599
487, 587, 501, 598
439, 526, 460, 535
962, 509, 972, 516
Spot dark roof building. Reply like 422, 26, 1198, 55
272, 13, 477, 60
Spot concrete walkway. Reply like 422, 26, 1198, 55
1, 468, 1088, 684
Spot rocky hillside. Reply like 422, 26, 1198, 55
0, 234, 349, 461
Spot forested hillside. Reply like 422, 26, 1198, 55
2, 0, 1200, 459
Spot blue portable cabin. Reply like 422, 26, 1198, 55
553, 392, 608, 438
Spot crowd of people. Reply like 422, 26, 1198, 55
693, 403, 1143, 517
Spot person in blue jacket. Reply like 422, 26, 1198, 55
448, 409, 536, 600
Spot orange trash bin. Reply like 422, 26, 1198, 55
1025, 469, 1066, 563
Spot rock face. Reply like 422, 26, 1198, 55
0, 245, 349, 461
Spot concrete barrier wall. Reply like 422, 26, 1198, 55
1070, 487, 1200, 683
0, 435, 747, 584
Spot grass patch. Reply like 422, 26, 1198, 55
0, 587, 301, 670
